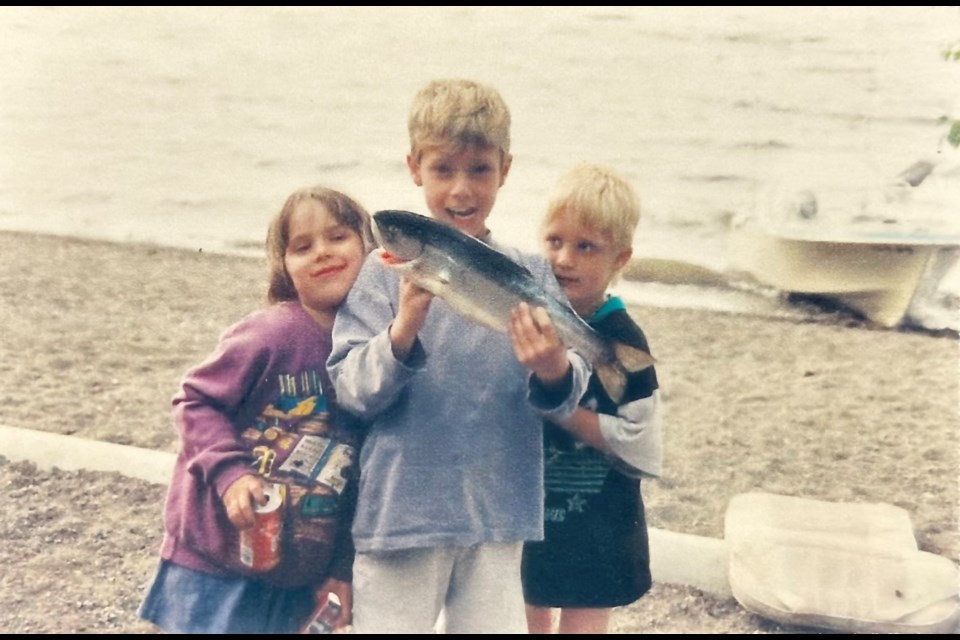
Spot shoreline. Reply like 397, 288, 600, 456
12, 222, 960, 334
6, 225, 956, 337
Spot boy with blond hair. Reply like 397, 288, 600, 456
327, 79, 591, 634
521, 164, 663, 634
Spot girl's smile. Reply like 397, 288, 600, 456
311, 263, 347, 278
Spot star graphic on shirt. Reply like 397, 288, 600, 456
566, 493, 587, 513
545, 443, 563, 466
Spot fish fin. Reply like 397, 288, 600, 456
613, 342, 657, 373
596, 343, 655, 403
596, 364, 627, 404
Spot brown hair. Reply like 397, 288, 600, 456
408, 78, 511, 162
265, 185, 375, 304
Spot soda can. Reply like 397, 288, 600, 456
301, 594, 342, 634
239, 482, 284, 572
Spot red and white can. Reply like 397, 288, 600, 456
239, 482, 284, 572
300, 594, 342, 634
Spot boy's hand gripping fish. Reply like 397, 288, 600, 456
372, 209, 655, 402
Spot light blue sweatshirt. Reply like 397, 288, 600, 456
328, 237, 591, 552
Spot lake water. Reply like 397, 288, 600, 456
1, 7, 958, 328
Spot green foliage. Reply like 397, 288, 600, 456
946, 41, 960, 148
949, 121, 960, 148
944, 42, 960, 62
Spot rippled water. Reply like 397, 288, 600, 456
1, 6, 957, 326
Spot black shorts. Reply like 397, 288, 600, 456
521, 472, 652, 608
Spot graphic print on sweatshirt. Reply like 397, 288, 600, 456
239, 369, 359, 576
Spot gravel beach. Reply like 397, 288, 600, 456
0, 231, 956, 633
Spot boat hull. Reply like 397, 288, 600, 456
727, 225, 943, 327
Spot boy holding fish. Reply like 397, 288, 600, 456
521, 164, 663, 634
327, 78, 592, 634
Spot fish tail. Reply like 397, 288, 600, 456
613, 342, 657, 373
596, 363, 628, 404
595, 342, 656, 403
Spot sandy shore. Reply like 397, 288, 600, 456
0, 230, 957, 633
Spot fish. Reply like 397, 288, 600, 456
372, 209, 656, 402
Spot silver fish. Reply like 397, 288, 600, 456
372, 209, 655, 402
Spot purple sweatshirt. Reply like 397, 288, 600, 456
159, 301, 358, 587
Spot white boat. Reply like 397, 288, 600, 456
726, 220, 959, 328
726, 154, 960, 328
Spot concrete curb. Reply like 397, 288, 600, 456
0, 423, 732, 597
650, 528, 731, 597
0, 424, 176, 485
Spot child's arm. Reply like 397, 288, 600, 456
508, 300, 593, 432
556, 390, 664, 478
329, 260, 429, 419
173, 318, 272, 504
508, 301, 571, 387
388, 277, 433, 362
552, 406, 609, 452
506, 250, 592, 421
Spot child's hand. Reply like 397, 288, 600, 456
222, 474, 267, 530
509, 302, 570, 386
389, 276, 434, 361
313, 578, 353, 631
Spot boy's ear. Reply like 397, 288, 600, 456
499, 153, 513, 186
406, 153, 423, 187
614, 246, 633, 272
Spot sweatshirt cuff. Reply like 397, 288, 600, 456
528, 352, 589, 423
528, 366, 573, 408
214, 464, 256, 499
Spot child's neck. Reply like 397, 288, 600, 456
302, 305, 336, 331
574, 303, 599, 319
573, 294, 609, 320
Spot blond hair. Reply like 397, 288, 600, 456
407, 79, 511, 161
543, 164, 641, 250
265, 186, 376, 304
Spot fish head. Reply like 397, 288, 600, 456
372, 210, 431, 264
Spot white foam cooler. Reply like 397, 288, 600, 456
724, 492, 960, 634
